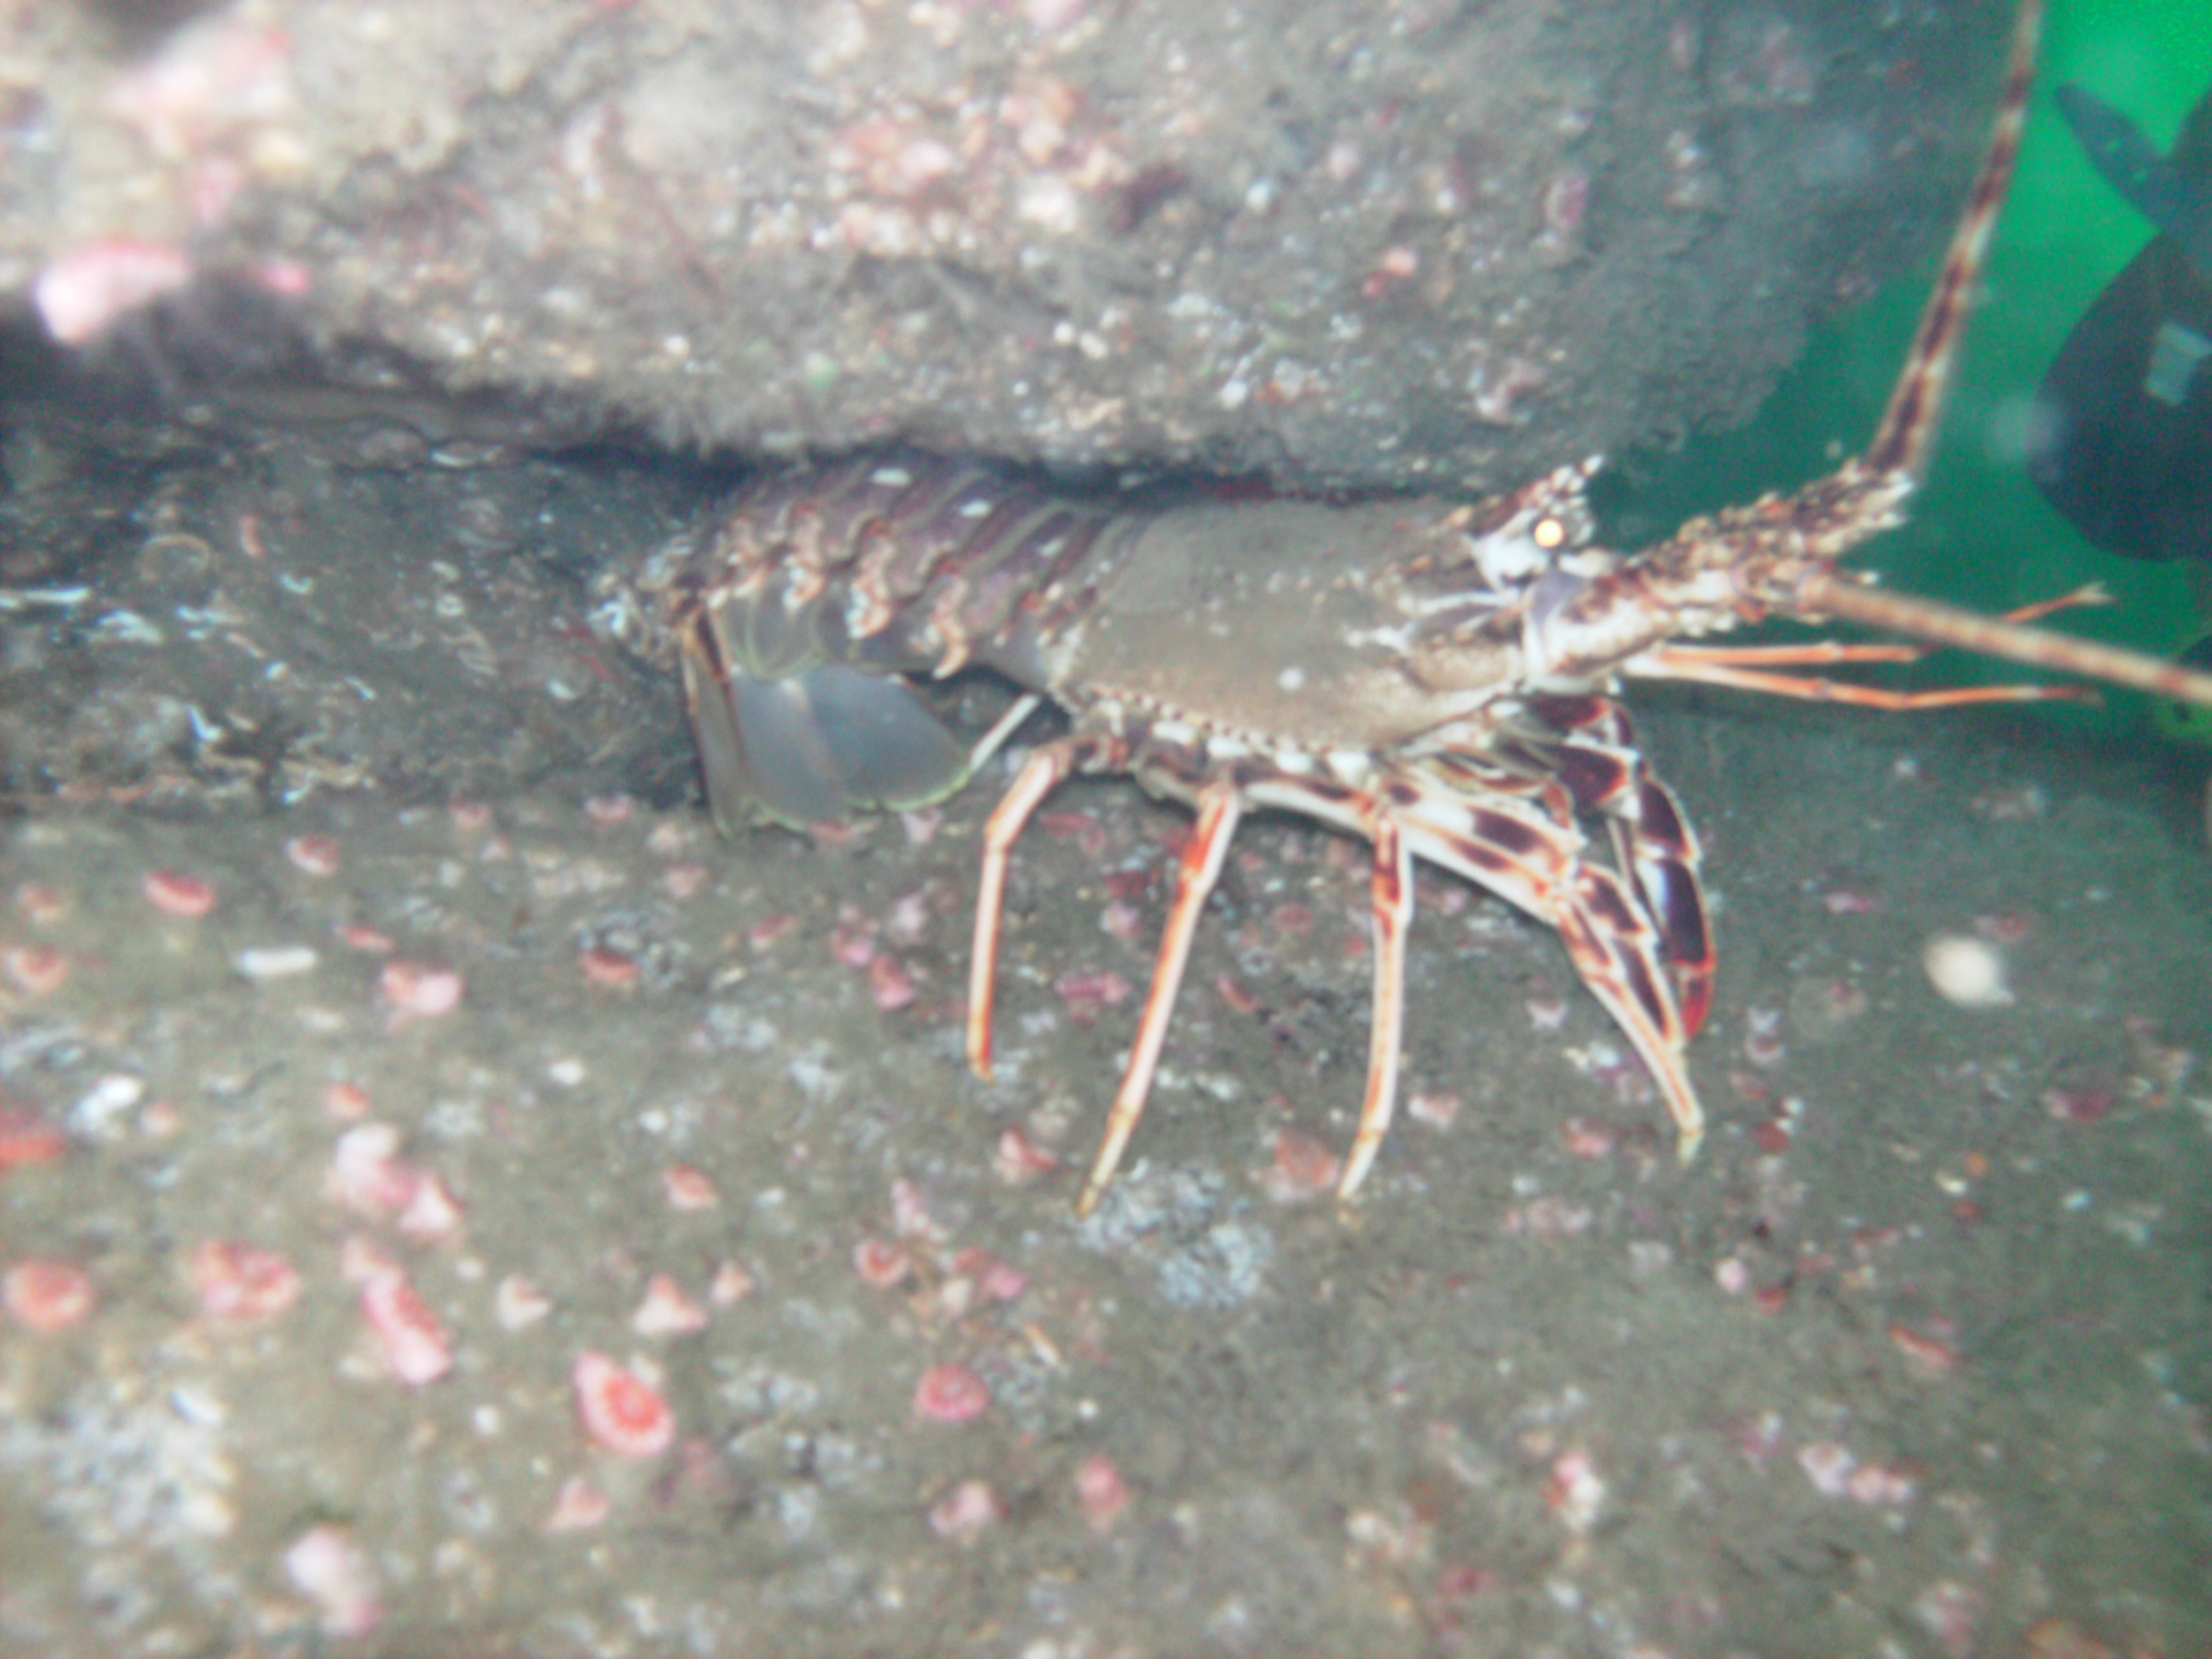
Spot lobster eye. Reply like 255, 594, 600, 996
1532, 515, 1567, 550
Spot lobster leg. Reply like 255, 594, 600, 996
968, 736, 1087, 1080
1340, 815, 1413, 1200
1386, 795, 1703, 1161
1503, 700, 1717, 1041
1555, 869, 1703, 1160
1077, 781, 1243, 1216
1598, 768, 1712, 1041
1245, 765, 1702, 1180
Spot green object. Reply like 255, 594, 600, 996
1632, 1, 2212, 737
2051, 81, 2212, 270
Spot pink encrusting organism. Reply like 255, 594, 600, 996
572, 1351, 675, 1456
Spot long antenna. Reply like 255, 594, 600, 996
1865, 0, 2044, 485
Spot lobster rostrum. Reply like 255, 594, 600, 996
633, 0, 2212, 1213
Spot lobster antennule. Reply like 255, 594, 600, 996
1795, 574, 2212, 706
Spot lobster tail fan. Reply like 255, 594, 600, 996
793, 663, 977, 810
680, 616, 972, 833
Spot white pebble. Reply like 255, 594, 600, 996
284, 1525, 380, 1638
73, 1073, 146, 1138
236, 944, 319, 979
1922, 933, 2012, 1008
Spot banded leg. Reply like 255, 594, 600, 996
1077, 781, 1243, 1216
1247, 768, 1574, 1189
1554, 866, 1703, 1161
1386, 784, 1704, 1161
1512, 698, 1715, 1039
1244, 763, 1706, 1177
1339, 814, 1413, 1200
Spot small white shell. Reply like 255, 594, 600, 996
1922, 933, 2013, 1009
236, 944, 319, 979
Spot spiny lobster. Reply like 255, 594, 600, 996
619, 0, 2212, 1213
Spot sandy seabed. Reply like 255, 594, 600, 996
2, 693, 2208, 1658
